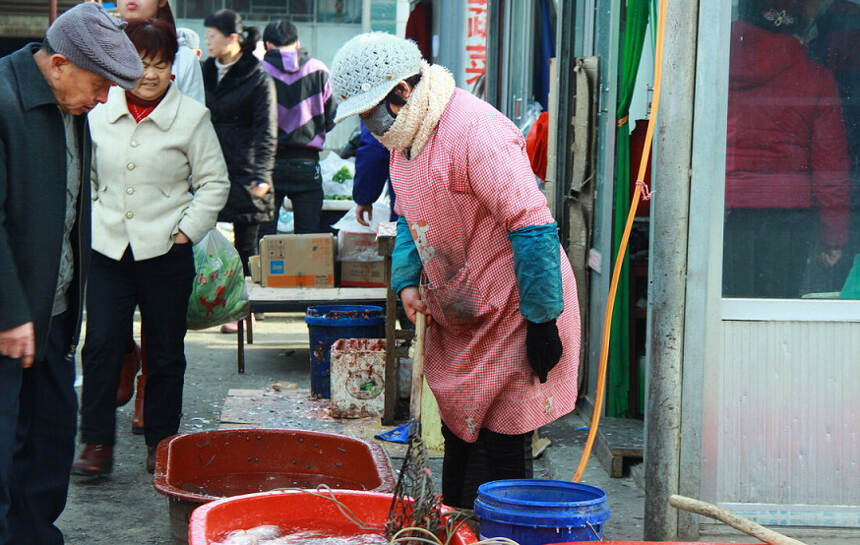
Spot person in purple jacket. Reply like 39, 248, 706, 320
259, 20, 336, 236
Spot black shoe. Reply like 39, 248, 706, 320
146, 445, 156, 474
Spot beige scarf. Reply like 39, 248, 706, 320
376, 61, 456, 159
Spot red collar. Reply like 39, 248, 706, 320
125, 90, 166, 123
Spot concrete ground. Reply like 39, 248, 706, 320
57, 313, 857, 544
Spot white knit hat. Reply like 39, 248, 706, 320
331, 33, 422, 123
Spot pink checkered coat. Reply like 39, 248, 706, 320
391, 89, 580, 442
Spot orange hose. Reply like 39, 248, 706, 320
572, 0, 667, 483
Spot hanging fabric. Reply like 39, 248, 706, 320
607, 0, 650, 417
533, 0, 557, 110
526, 111, 550, 181
405, 1, 433, 61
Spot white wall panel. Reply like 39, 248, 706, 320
701, 321, 860, 527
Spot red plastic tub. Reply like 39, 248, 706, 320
154, 429, 396, 544
189, 490, 478, 545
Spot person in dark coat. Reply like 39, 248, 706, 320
202, 10, 277, 323
0, 5, 142, 543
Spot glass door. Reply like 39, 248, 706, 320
690, 0, 860, 529
722, 0, 860, 304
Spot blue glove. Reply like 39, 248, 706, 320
391, 217, 422, 296
508, 222, 564, 323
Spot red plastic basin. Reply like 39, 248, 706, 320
154, 429, 396, 544
188, 490, 479, 545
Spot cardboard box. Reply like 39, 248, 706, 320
248, 255, 261, 283
340, 259, 386, 287
338, 231, 379, 261
260, 234, 335, 288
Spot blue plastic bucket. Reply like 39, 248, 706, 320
304, 305, 384, 398
474, 479, 610, 544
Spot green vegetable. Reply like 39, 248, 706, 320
332, 166, 354, 184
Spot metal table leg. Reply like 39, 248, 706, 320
246, 312, 253, 345
237, 317, 245, 374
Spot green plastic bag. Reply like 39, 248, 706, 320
186, 229, 248, 329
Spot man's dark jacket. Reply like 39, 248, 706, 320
202, 52, 277, 225
0, 44, 91, 360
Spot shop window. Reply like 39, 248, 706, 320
722, 0, 860, 299
174, 0, 361, 23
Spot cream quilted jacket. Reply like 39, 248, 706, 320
89, 84, 229, 261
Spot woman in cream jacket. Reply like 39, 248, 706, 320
72, 19, 229, 476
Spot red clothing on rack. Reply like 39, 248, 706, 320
405, 1, 432, 61
525, 111, 549, 181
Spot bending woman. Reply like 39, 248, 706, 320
72, 18, 229, 476
112, 0, 207, 437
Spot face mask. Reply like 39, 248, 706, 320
364, 99, 397, 137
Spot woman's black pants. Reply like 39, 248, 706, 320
441, 422, 533, 509
233, 222, 259, 276
80, 245, 194, 448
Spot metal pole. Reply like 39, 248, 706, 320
50, 0, 59, 24
362, 0, 372, 33
643, 0, 698, 540
434, 0, 466, 87
551, 0, 575, 235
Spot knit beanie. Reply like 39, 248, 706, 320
46, 3, 143, 90
330, 33, 422, 123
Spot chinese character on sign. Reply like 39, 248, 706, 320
465, 45, 486, 85
463, 0, 488, 86
468, 15, 486, 38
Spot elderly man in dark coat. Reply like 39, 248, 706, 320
0, 4, 142, 543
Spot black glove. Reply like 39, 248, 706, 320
526, 319, 563, 383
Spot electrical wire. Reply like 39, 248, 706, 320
439, 510, 477, 545
389, 525, 520, 545
258, 489, 498, 545
572, 0, 668, 483
269, 485, 383, 531
389, 526, 444, 545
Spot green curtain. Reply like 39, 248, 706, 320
607, 0, 650, 417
